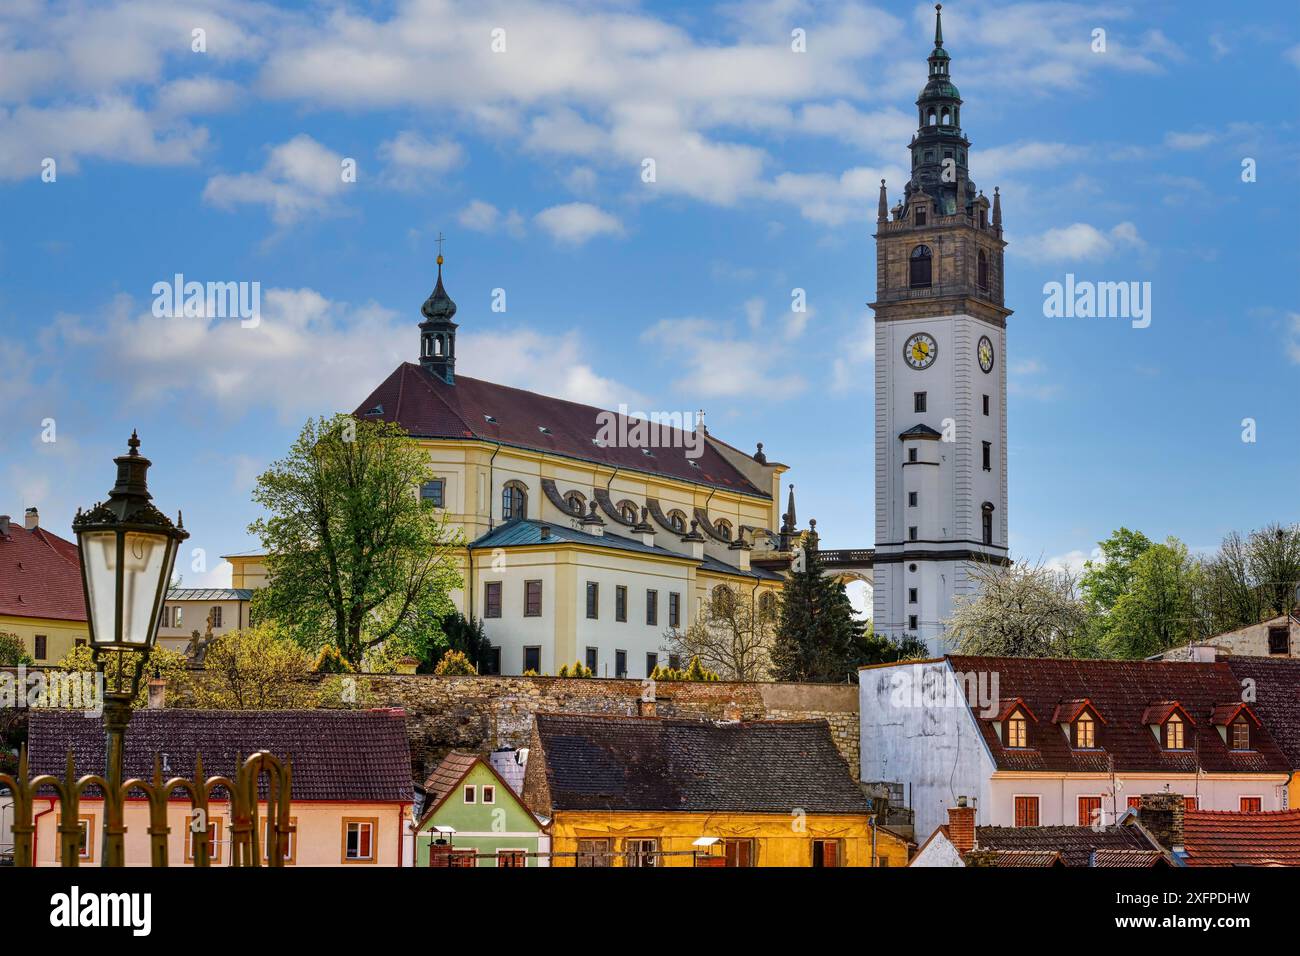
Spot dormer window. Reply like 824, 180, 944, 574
715, 519, 733, 541
1075, 713, 1095, 749
1165, 713, 1185, 750
1231, 717, 1250, 751
1007, 712, 1027, 748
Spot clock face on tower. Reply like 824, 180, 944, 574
978, 336, 995, 373
903, 332, 937, 370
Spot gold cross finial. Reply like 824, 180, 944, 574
435, 232, 445, 266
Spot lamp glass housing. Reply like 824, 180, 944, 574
79, 527, 178, 649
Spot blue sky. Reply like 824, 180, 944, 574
1, 0, 1297, 593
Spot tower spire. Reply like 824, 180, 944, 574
934, 3, 943, 47
877, 179, 889, 223
418, 238, 458, 384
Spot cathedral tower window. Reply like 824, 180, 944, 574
909, 245, 933, 288
978, 250, 989, 291
981, 503, 994, 545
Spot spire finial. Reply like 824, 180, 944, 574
435, 231, 445, 267
934, 4, 943, 47
877, 179, 889, 223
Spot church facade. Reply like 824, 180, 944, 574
870, 6, 1011, 653
354, 256, 794, 678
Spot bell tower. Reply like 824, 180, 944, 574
871, 4, 1011, 653
419, 244, 458, 385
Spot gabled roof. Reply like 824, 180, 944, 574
993, 697, 1036, 722
975, 824, 1162, 868
530, 713, 868, 815
898, 423, 944, 441
1224, 657, 1300, 767
1051, 698, 1105, 724
945, 655, 1290, 775
354, 364, 768, 498
1209, 702, 1259, 727
1139, 701, 1195, 726
415, 751, 542, 831
0, 521, 85, 623
29, 709, 413, 802
1183, 808, 1300, 867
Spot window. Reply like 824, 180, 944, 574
668, 592, 681, 628
1231, 718, 1250, 751
1078, 796, 1102, 827
982, 504, 994, 546
982, 394, 990, 416
723, 838, 756, 867
908, 588, 918, 604
74, 638, 86, 648
615, 649, 628, 679
714, 519, 732, 541
811, 839, 842, 868
977, 250, 989, 291
577, 838, 612, 867
908, 526, 918, 541
1127, 796, 1142, 811
1165, 714, 1185, 750
523, 646, 541, 673
615, 585, 627, 622
982, 441, 992, 471
1007, 713, 1028, 748
668, 510, 687, 532
463, 785, 476, 804
1268, 625, 1290, 655
646, 589, 658, 626
712, 585, 735, 613
908, 447, 918, 463
501, 482, 527, 521
484, 581, 502, 618
482, 785, 496, 805
914, 391, 927, 413
586, 582, 599, 619
33, 635, 47, 661
1075, 713, 1096, 749
646, 653, 658, 675
497, 849, 527, 867
173, 606, 184, 628
625, 838, 658, 868
483, 646, 501, 675
57, 814, 94, 863
210, 606, 223, 628
759, 591, 777, 622
1183, 796, 1198, 812
343, 818, 378, 863
915, 206, 927, 226
420, 479, 445, 508
908, 491, 918, 507
564, 490, 585, 515
908, 614, 918, 630
524, 580, 542, 617
1013, 796, 1040, 827
1240, 796, 1263, 813
185, 815, 223, 864
585, 647, 598, 672
909, 245, 933, 289
668, 654, 681, 670
619, 501, 638, 523
262, 817, 297, 865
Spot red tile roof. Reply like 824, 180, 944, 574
1225, 658, 1300, 766
0, 520, 85, 622
353, 364, 768, 498
1051, 698, 1105, 724
975, 824, 1162, 867
946, 656, 1290, 775
1183, 808, 1300, 867
1139, 701, 1195, 726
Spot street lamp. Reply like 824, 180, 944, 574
73, 431, 188, 867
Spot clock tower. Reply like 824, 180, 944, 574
871, 4, 1011, 653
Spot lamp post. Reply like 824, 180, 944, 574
73, 431, 188, 867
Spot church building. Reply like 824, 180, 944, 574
871, 4, 1011, 653
353, 254, 794, 678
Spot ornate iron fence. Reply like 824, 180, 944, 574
0, 748, 292, 867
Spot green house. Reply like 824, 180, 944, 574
413, 752, 546, 867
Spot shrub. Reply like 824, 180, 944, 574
313, 645, 354, 674
433, 649, 477, 676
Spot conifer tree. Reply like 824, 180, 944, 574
771, 545, 861, 682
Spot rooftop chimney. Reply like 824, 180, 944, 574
1138, 792, 1185, 853
948, 796, 976, 854
0, 515, 9, 537
147, 672, 167, 710
23, 507, 38, 530
1188, 644, 1217, 663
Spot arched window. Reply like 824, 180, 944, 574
978, 250, 989, 292
909, 245, 933, 289
714, 519, 733, 541
433, 336, 444, 357
1164, 714, 1185, 749
1007, 712, 1028, 748
668, 510, 687, 532
618, 501, 638, 523
712, 585, 734, 613
564, 491, 586, 516
1075, 713, 1095, 749
759, 591, 778, 622
502, 481, 528, 522
981, 503, 994, 545
941, 107, 951, 125
927, 107, 937, 126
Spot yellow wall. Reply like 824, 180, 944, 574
548, 811, 908, 867
224, 555, 268, 590
0, 614, 87, 665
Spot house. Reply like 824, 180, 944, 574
156, 588, 254, 653
28, 708, 413, 866
1224, 657, 1300, 808
0, 509, 87, 664
910, 800, 1168, 867
521, 712, 908, 866
1181, 807, 1300, 866
860, 655, 1292, 841
412, 751, 547, 867
1155, 609, 1300, 661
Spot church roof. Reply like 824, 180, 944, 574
0, 518, 85, 623
354, 363, 768, 498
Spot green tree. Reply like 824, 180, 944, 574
193, 625, 318, 709
947, 559, 1090, 658
1105, 538, 1205, 658
1080, 528, 1154, 613
55, 644, 191, 710
0, 631, 33, 666
419, 611, 494, 674
249, 414, 462, 666
770, 547, 861, 682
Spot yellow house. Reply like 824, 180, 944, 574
29, 708, 413, 867
0, 509, 88, 664
522, 712, 910, 867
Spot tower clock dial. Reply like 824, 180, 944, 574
903, 332, 938, 370
977, 336, 994, 373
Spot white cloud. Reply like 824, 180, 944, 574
458, 327, 647, 408
1044, 548, 1099, 576
1015, 221, 1144, 263
203, 134, 348, 225
1164, 130, 1215, 150
534, 202, 624, 245
377, 131, 464, 190
641, 309, 806, 402
1286, 313, 1300, 365
1008, 357, 1062, 401
154, 77, 241, 116
457, 199, 525, 237
831, 320, 875, 393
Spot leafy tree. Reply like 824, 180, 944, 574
433, 649, 477, 676
851, 623, 930, 665
1080, 528, 1154, 613
249, 414, 462, 666
947, 559, 1090, 658
192, 625, 317, 709
0, 631, 32, 666
56, 644, 191, 710
1105, 538, 1205, 658
770, 546, 862, 682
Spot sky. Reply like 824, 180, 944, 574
1, 0, 1298, 595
